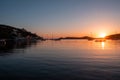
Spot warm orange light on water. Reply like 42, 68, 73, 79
101, 42, 105, 49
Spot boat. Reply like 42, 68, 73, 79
53, 38, 61, 41
88, 38, 94, 41
95, 39, 106, 42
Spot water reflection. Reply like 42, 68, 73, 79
101, 42, 105, 49
93, 40, 120, 50
0, 40, 38, 56
0, 40, 120, 80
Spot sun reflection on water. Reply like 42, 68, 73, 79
101, 42, 105, 49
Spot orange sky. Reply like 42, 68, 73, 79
1, 0, 120, 38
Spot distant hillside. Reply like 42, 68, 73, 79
60, 36, 94, 40
0, 24, 43, 40
106, 34, 120, 40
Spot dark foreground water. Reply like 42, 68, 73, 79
0, 40, 120, 80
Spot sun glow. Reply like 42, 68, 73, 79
99, 33, 106, 38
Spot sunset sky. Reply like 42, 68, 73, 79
0, 0, 120, 38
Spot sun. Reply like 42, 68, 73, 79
99, 33, 106, 38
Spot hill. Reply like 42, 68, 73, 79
0, 24, 43, 40
106, 34, 120, 40
61, 36, 94, 40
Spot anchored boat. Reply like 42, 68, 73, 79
95, 39, 106, 42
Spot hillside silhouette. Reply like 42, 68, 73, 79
106, 34, 120, 40
0, 24, 43, 40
